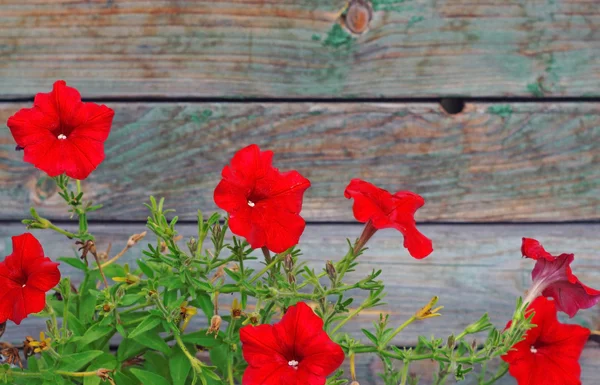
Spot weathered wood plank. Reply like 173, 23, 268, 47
1, 223, 599, 347
1, 1, 600, 98
1, 102, 598, 222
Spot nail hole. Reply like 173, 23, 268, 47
440, 99, 465, 115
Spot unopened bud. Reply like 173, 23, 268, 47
447, 335, 455, 348
187, 237, 198, 254
326, 261, 337, 281
284, 254, 294, 271
472, 339, 478, 350
207, 315, 222, 338
127, 231, 147, 248
463, 313, 492, 334
288, 272, 296, 284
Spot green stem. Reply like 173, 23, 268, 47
331, 303, 367, 334
76, 180, 88, 235
226, 318, 237, 385
248, 255, 281, 284
47, 223, 77, 239
121, 302, 151, 314
399, 361, 410, 385
482, 362, 509, 385
382, 316, 417, 346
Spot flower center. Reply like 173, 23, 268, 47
530, 345, 538, 354
288, 360, 299, 369
247, 200, 255, 207
57, 134, 67, 140
22, 284, 26, 288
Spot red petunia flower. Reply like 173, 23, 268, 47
213, 144, 311, 253
502, 296, 590, 385
7, 80, 114, 180
344, 179, 432, 259
0, 233, 61, 325
521, 238, 600, 318
240, 302, 344, 385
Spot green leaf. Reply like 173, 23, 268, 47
78, 290, 97, 321
67, 312, 86, 336
57, 257, 88, 271
78, 324, 114, 347
57, 350, 104, 372
209, 344, 228, 374
191, 292, 213, 318
181, 330, 222, 347
133, 330, 171, 355
121, 294, 144, 307
137, 259, 154, 278
170, 345, 192, 385
117, 339, 146, 362
144, 351, 171, 381
83, 353, 118, 385
130, 368, 171, 385
361, 329, 378, 345
128, 316, 161, 339
113, 371, 139, 385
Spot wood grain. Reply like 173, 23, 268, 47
1, 222, 599, 345
1, 102, 598, 222
1, 0, 600, 98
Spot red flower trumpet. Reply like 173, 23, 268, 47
7, 80, 114, 180
522, 238, 600, 317
344, 179, 432, 259
240, 302, 344, 385
214, 144, 311, 253
0, 233, 61, 325
502, 296, 590, 385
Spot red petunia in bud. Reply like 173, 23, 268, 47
7, 80, 114, 180
502, 296, 590, 385
0, 233, 61, 325
240, 302, 344, 385
344, 179, 432, 259
214, 144, 311, 253
521, 238, 600, 318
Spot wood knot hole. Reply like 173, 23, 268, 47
440, 99, 465, 115
342, 0, 373, 35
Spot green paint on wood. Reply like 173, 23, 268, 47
323, 24, 354, 50
407, 15, 424, 28
371, 0, 405, 11
487, 105, 513, 118
526, 81, 544, 97
191, 109, 213, 125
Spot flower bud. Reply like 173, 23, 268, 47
187, 237, 198, 254
447, 334, 455, 349
284, 254, 294, 271
326, 261, 337, 281
288, 272, 296, 284
207, 315, 222, 338
127, 231, 147, 248
463, 313, 492, 335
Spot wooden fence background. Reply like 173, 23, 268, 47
0, 1, 599, 384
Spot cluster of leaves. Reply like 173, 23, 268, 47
2, 178, 531, 385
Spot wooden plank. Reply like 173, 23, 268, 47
1, 223, 599, 346
1, 1, 600, 98
1, 102, 599, 222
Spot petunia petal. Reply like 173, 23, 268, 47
298, 329, 345, 377
10, 233, 45, 272
214, 144, 310, 253
502, 297, 589, 385
273, 302, 326, 358
242, 363, 291, 385
344, 179, 432, 259
523, 238, 600, 317
240, 324, 286, 368
25, 258, 61, 292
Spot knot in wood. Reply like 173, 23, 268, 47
344, 0, 373, 34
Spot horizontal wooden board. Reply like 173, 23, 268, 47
1, 1, 600, 98
1, 223, 599, 346
1, 102, 599, 222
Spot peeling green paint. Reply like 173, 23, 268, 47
407, 15, 424, 28
487, 105, 513, 118
323, 24, 354, 51
371, 0, 406, 12
526, 82, 544, 97
191, 109, 213, 125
